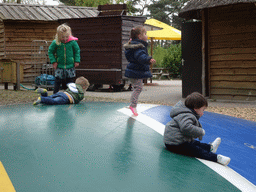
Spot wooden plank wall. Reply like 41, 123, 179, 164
3, 21, 58, 83
0, 20, 5, 59
62, 17, 123, 85
67, 17, 123, 70
208, 3, 256, 101
62, 16, 144, 85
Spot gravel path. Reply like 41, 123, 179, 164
0, 80, 255, 122
84, 80, 256, 122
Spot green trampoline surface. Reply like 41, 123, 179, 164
0, 102, 254, 192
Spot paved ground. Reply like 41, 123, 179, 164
1, 80, 255, 109
85, 80, 256, 108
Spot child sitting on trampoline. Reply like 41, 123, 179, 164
164, 92, 231, 166
33, 76, 89, 105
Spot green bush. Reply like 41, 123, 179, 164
161, 43, 182, 78
149, 45, 168, 68
148, 42, 182, 79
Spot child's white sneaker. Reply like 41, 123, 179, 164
217, 155, 231, 166
211, 137, 221, 153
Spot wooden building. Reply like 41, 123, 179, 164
60, 15, 146, 88
59, 4, 146, 89
179, 0, 256, 101
0, 3, 98, 83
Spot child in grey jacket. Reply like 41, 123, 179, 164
164, 92, 231, 166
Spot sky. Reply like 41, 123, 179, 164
44, 0, 59, 5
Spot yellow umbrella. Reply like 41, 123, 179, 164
145, 19, 181, 40
144, 18, 181, 56
147, 28, 181, 40
144, 19, 181, 83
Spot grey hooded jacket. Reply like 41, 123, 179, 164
164, 101, 205, 145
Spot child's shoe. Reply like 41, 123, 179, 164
33, 97, 41, 105
129, 106, 138, 116
211, 137, 221, 153
35, 88, 47, 94
217, 155, 231, 166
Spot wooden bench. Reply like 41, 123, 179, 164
152, 68, 163, 79
160, 68, 171, 80
152, 68, 171, 80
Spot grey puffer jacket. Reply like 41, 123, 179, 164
164, 101, 205, 145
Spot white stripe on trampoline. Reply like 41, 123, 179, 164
118, 104, 256, 192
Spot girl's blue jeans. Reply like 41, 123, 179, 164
40, 92, 70, 105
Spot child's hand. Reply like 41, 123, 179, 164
198, 129, 205, 140
150, 59, 156, 64
75, 62, 79, 67
53, 62, 57, 69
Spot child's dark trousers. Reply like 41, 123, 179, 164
54, 77, 74, 94
165, 140, 218, 162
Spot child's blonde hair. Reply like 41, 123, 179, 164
55, 24, 72, 45
75, 76, 90, 91
130, 26, 146, 41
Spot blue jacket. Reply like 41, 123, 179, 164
124, 39, 152, 79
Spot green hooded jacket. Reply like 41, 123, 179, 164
65, 84, 84, 104
48, 37, 80, 69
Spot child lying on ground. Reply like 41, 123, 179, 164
33, 76, 89, 105
164, 92, 231, 166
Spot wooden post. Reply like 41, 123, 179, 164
4, 82, 8, 90
150, 37, 153, 83
202, 9, 209, 97
202, 10, 206, 96
16, 62, 20, 90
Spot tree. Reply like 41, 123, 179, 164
147, 0, 189, 30
59, 0, 111, 6
126, 0, 152, 16
0, 0, 60, 5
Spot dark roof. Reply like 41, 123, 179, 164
0, 3, 99, 21
179, 0, 256, 19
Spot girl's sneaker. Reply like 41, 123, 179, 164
211, 137, 221, 153
129, 106, 138, 116
35, 88, 47, 94
217, 155, 231, 166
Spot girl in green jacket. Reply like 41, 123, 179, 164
48, 24, 81, 93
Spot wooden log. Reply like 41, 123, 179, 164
211, 75, 256, 82
211, 68, 256, 75
211, 81, 256, 89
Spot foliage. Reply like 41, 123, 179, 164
127, 0, 152, 16
148, 42, 182, 78
59, 0, 110, 6
147, 0, 189, 30
161, 43, 182, 78
0, 0, 52, 4
148, 44, 168, 68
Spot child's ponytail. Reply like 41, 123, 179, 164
129, 26, 145, 44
